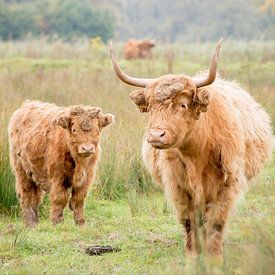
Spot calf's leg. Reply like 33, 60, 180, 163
50, 180, 69, 225
14, 164, 43, 227
69, 183, 90, 226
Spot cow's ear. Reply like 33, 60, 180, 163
53, 116, 71, 129
100, 113, 115, 128
192, 88, 210, 120
129, 90, 149, 113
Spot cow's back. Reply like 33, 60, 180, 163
211, 79, 274, 180
123, 39, 139, 59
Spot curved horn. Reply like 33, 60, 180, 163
193, 39, 223, 88
109, 41, 156, 88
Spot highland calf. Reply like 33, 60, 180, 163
110, 41, 274, 258
123, 39, 155, 60
9, 101, 114, 227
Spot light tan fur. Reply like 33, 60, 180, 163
131, 74, 273, 258
8, 101, 114, 227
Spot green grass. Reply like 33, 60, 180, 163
0, 40, 274, 273
0, 171, 274, 274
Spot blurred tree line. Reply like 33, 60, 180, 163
0, 0, 274, 42
112, 0, 275, 41
0, 0, 113, 41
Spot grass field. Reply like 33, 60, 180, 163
0, 39, 274, 274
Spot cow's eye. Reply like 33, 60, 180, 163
181, 104, 188, 110
72, 128, 76, 133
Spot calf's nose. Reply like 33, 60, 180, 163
81, 144, 95, 153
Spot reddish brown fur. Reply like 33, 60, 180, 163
9, 101, 114, 227
130, 74, 274, 258
123, 39, 155, 60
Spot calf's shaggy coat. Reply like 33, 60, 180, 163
9, 101, 114, 226
110, 42, 274, 258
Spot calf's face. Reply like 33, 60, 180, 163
130, 76, 210, 149
54, 106, 114, 157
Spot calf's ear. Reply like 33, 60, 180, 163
53, 116, 71, 129
193, 88, 210, 119
100, 114, 115, 128
129, 90, 149, 113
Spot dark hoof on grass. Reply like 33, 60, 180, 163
85, 245, 121, 256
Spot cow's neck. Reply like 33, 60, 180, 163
179, 114, 210, 160
177, 115, 212, 198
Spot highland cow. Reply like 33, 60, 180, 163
110, 41, 274, 258
123, 39, 155, 59
9, 101, 114, 227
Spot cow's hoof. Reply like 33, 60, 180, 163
75, 219, 85, 226
51, 217, 64, 225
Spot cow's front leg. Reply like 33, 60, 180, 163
69, 182, 90, 226
166, 182, 200, 256
161, 152, 201, 256
176, 200, 201, 257
203, 180, 237, 259
50, 180, 69, 225
183, 209, 201, 256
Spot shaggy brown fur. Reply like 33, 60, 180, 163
123, 39, 155, 60
129, 74, 274, 258
8, 101, 114, 227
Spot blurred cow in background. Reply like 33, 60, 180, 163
123, 39, 155, 59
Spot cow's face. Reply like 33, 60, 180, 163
54, 106, 114, 157
139, 40, 155, 57
110, 39, 222, 149
130, 75, 210, 149
140, 40, 155, 49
